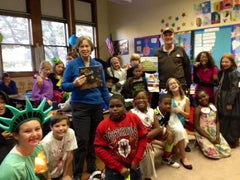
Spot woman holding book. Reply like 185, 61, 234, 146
61, 36, 109, 180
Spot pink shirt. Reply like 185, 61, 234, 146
195, 66, 218, 98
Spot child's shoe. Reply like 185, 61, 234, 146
162, 156, 180, 168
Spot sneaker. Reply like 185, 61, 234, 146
162, 157, 180, 168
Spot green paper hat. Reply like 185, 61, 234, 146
51, 57, 61, 65
0, 97, 53, 133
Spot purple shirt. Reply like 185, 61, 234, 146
32, 78, 53, 102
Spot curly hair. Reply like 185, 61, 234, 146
195, 51, 215, 68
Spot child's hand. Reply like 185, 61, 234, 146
172, 107, 181, 114
120, 167, 130, 177
226, 105, 232, 111
73, 75, 86, 87
116, 82, 122, 88
62, 175, 72, 180
146, 142, 154, 152
37, 76, 44, 88
194, 62, 200, 67
131, 161, 138, 170
1, 131, 13, 139
47, 100, 52, 106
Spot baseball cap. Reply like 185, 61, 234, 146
162, 27, 174, 34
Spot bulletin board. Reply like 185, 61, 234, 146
174, 31, 193, 60
134, 35, 161, 57
194, 25, 233, 68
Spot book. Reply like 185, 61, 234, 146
79, 65, 103, 89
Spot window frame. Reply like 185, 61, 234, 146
0, 12, 34, 76
41, 18, 69, 65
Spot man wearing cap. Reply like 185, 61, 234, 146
154, 28, 191, 93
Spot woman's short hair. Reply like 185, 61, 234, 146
76, 36, 94, 51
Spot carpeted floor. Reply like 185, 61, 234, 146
152, 140, 240, 180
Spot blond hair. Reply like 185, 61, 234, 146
130, 53, 141, 62
39, 61, 52, 73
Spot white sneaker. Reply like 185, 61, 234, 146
162, 157, 180, 168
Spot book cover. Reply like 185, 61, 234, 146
79, 65, 103, 89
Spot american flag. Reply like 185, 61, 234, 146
105, 34, 115, 56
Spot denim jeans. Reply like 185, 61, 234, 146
105, 167, 141, 180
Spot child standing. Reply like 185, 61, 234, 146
154, 94, 180, 168
121, 64, 148, 99
193, 51, 218, 103
130, 90, 163, 179
0, 98, 52, 180
166, 77, 192, 170
194, 88, 231, 159
94, 94, 148, 180
216, 53, 240, 148
106, 56, 126, 94
126, 53, 144, 79
41, 113, 77, 180
32, 61, 54, 107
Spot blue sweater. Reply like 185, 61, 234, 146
61, 57, 109, 105
0, 80, 18, 95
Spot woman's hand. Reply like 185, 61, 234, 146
73, 75, 86, 87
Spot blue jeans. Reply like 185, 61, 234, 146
105, 167, 141, 180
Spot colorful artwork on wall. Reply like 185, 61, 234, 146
134, 35, 160, 57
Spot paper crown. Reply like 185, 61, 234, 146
51, 57, 61, 65
0, 98, 52, 133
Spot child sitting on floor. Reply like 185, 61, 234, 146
41, 113, 77, 179
154, 93, 180, 168
194, 88, 231, 159
130, 90, 164, 180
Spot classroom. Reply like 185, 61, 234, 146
0, 0, 240, 180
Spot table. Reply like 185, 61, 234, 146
9, 93, 37, 109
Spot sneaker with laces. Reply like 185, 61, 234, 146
162, 157, 180, 168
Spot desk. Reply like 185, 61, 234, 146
9, 93, 37, 109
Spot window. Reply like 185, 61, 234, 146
0, 15, 32, 72
42, 20, 68, 64
76, 24, 95, 58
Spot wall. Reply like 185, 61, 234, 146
100, 0, 239, 65
12, 77, 34, 93
97, 0, 111, 61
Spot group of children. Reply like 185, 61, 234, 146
106, 54, 149, 99
0, 96, 77, 180
0, 49, 239, 180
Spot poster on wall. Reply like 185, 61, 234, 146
113, 39, 129, 55
232, 24, 240, 71
194, 26, 233, 68
134, 35, 161, 57
174, 31, 192, 59
140, 56, 159, 92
